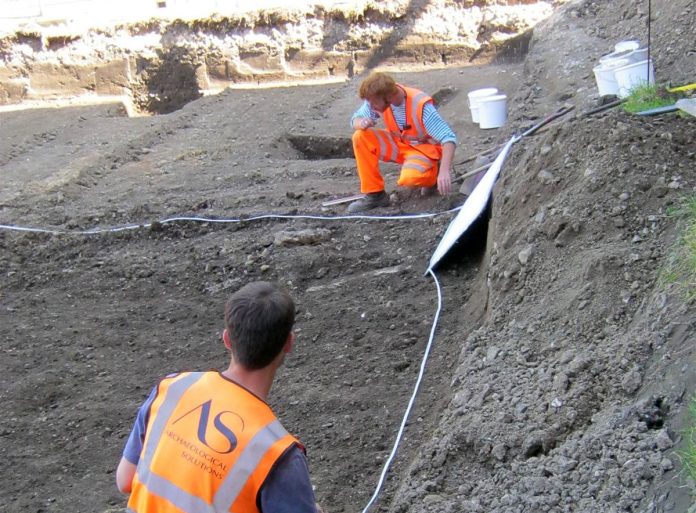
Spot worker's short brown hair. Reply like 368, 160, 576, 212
225, 281, 295, 370
359, 72, 398, 100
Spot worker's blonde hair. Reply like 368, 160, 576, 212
359, 72, 398, 100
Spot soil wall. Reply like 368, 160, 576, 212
0, 0, 567, 113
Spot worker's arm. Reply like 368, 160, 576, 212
116, 457, 137, 493
353, 117, 376, 130
260, 445, 318, 512
115, 386, 158, 494
437, 141, 455, 195
350, 101, 378, 130
422, 103, 457, 195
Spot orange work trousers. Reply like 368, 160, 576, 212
352, 128, 440, 194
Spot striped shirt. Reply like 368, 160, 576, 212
351, 98, 457, 145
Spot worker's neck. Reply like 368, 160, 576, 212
391, 86, 405, 106
222, 363, 277, 401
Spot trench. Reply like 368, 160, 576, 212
1, 7, 535, 115
286, 86, 460, 162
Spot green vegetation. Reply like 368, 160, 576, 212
660, 195, 696, 301
679, 395, 696, 497
622, 84, 681, 113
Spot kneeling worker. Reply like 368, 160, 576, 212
347, 71, 457, 213
116, 281, 319, 513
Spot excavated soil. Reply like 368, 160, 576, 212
1, 1, 695, 513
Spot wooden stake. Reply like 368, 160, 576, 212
321, 194, 364, 207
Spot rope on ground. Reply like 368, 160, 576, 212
0, 208, 464, 236
2, 207, 453, 512
361, 268, 444, 513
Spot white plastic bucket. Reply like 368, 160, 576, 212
599, 49, 634, 64
600, 47, 648, 66
614, 40, 640, 52
478, 94, 507, 129
593, 58, 629, 96
625, 47, 649, 63
614, 59, 655, 98
468, 88, 498, 123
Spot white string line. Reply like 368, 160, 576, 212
361, 268, 443, 513
1, 207, 449, 512
0, 207, 464, 236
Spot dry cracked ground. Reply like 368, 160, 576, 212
1, 0, 695, 512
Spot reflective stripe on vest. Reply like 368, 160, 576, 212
374, 129, 399, 161
213, 420, 289, 511
383, 85, 434, 144
130, 372, 296, 513
406, 90, 429, 141
403, 154, 433, 173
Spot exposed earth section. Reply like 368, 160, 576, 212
1, 0, 564, 113
0, 0, 695, 513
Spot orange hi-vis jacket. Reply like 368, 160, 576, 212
352, 84, 443, 193
382, 85, 442, 161
127, 371, 300, 513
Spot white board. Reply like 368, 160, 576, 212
427, 136, 516, 272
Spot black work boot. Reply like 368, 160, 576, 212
347, 191, 390, 213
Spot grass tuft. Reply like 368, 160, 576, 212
622, 83, 681, 114
660, 195, 696, 301
678, 395, 696, 497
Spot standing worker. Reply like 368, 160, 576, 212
347, 71, 457, 213
116, 281, 320, 513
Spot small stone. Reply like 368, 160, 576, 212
553, 372, 569, 392
555, 455, 578, 472
423, 494, 442, 505
655, 430, 673, 450
535, 207, 547, 223
518, 245, 533, 265
486, 346, 500, 361
621, 370, 642, 393
537, 169, 556, 184
274, 228, 332, 246
492, 443, 507, 461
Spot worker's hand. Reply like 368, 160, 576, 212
355, 117, 375, 130
437, 166, 452, 195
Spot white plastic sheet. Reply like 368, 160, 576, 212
427, 136, 517, 272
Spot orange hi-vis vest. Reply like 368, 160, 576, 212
127, 371, 300, 513
382, 85, 442, 161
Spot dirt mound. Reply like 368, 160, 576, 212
0, 0, 695, 512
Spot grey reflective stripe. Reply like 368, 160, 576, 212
409, 91, 428, 140
140, 372, 204, 468
376, 131, 398, 161
136, 372, 211, 512
213, 419, 289, 511
376, 131, 388, 157
142, 470, 217, 513
407, 154, 432, 166
404, 156, 431, 173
